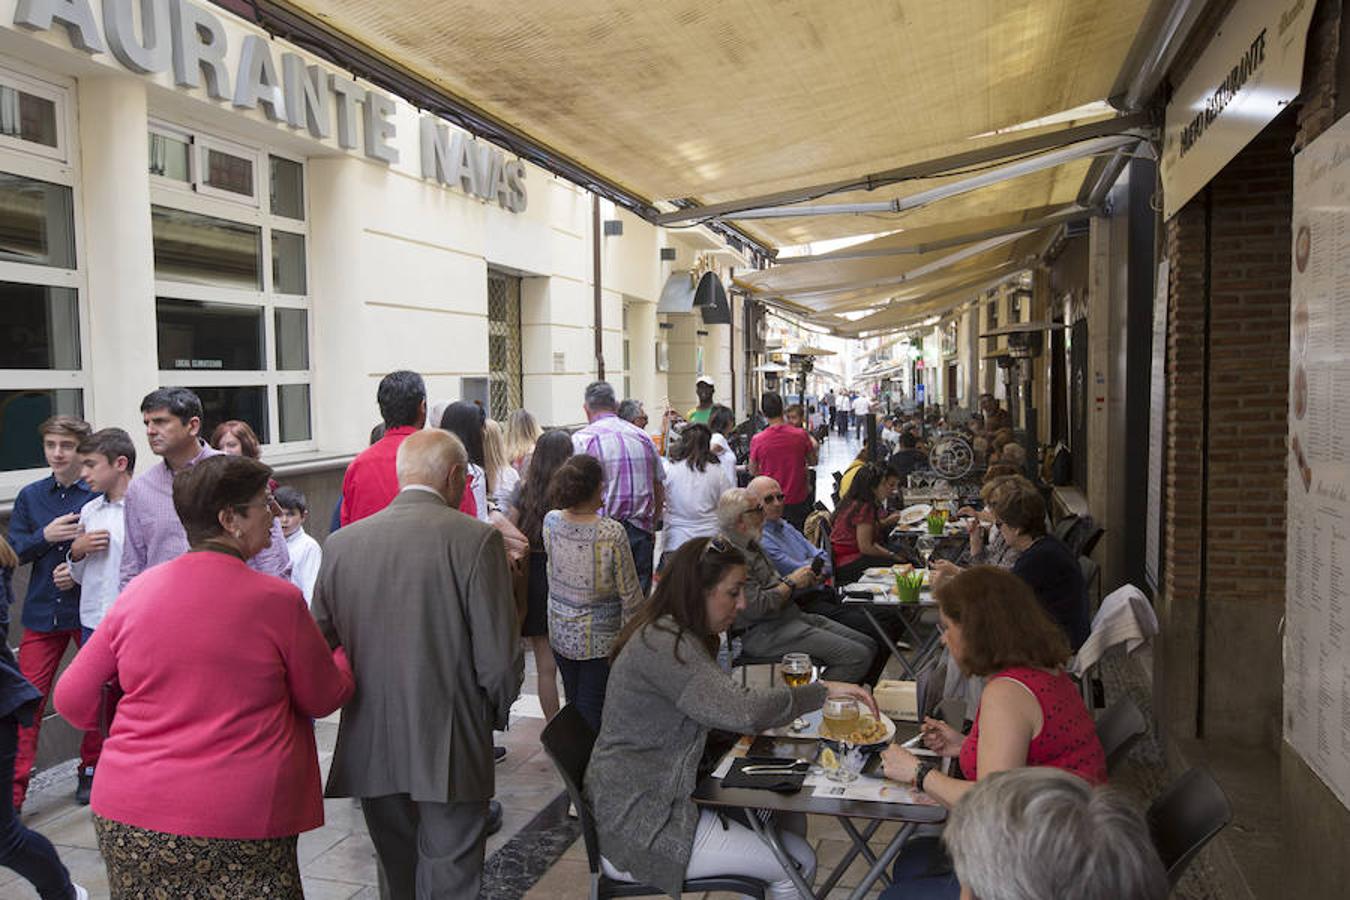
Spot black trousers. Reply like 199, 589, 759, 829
364, 794, 489, 900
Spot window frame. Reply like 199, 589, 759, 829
0, 64, 69, 163
150, 122, 313, 456
0, 62, 88, 494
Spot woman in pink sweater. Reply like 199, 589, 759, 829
55, 455, 353, 899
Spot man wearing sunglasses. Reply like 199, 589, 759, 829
717, 489, 875, 683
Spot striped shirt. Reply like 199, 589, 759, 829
119, 442, 291, 589
571, 413, 662, 533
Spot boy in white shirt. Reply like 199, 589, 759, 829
275, 486, 321, 605
67, 427, 134, 805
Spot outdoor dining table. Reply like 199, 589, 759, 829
693, 723, 948, 900
841, 580, 945, 679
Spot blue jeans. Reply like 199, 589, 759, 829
620, 521, 654, 596
878, 836, 960, 900
554, 654, 610, 734
0, 716, 76, 899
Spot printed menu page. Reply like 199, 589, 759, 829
1286, 111, 1350, 810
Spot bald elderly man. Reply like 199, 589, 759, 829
748, 476, 900, 683
718, 487, 876, 683
313, 429, 523, 899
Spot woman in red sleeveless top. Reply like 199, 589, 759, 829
882, 565, 1106, 806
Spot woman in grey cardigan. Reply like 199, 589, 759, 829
585, 536, 877, 898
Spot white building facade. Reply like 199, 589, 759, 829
0, 0, 748, 500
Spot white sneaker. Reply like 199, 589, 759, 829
73, 887, 89, 900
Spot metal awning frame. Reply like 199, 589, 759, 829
654, 111, 1155, 227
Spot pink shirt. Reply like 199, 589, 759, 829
54, 551, 354, 839
749, 423, 815, 504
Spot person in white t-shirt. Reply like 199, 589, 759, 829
851, 393, 872, 440
66, 427, 135, 805
661, 424, 732, 567
274, 486, 322, 605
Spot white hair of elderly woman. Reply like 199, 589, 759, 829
945, 767, 1168, 900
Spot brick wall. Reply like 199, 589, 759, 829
1161, 109, 1295, 748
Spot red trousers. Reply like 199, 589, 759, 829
12, 628, 102, 810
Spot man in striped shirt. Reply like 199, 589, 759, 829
571, 382, 663, 594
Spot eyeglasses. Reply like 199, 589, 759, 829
744, 504, 766, 516
763, 493, 785, 503
240, 491, 281, 515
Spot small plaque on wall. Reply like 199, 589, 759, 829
553, 352, 566, 373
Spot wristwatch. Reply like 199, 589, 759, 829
914, 760, 936, 792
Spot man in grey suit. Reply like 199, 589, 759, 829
313, 429, 524, 899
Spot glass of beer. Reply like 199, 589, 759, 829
822, 695, 860, 740
781, 653, 812, 731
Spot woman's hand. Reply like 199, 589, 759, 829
880, 511, 902, 527
929, 559, 962, 585
967, 517, 984, 555
957, 505, 979, 518
919, 716, 965, 757
880, 744, 919, 783
819, 681, 879, 718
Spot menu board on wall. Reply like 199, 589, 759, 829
1145, 261, 1168, 592
1285, 112, 1350, 810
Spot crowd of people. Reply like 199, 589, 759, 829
0, 370, 1163, 900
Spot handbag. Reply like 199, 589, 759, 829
98, 678, 123, 738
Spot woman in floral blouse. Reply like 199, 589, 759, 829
543, 454, 645, 731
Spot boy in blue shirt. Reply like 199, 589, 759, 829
6, 415, 95, 812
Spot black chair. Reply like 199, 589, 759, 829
1146, 767, 1233, 886
1094, 697, 1147, 774
1078, 525, 1106, 558
1079, 555, 1102, 613
1053, 513, 1080, 543
539, 705, 768, 899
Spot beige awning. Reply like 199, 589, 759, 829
277, 0, 1154, 247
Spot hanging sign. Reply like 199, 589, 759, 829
1160, 0, 1315, 219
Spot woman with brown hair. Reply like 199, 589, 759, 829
54, 455, 353, 898
881, 565, 1105, 801
876, 565, 1105, 900
542, 454, 644, 731
209, 420, 261, 459
585, 537, 876, 900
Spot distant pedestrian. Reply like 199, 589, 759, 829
571, 381, 664, 593
209, 419, 262, 459
749, 392, 818, 532
686, 376, 716, 424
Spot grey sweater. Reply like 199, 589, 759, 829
584, 616, 827, 897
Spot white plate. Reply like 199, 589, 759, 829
844, 582, 889, 595
898, 504, 933, 526
863, 565, 911, 579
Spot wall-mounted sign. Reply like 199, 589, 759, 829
9, 0, 527, 211
1160, 0, 1314, 219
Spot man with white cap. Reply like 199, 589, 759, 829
686, 376, 716, 424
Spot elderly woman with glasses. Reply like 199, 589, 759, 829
586, 537, 876, 900
55, 455, 353, 899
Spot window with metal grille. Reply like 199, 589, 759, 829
487, 271, 522, 417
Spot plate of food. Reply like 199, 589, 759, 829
897, 504, 933, 526
862, 564, 913, 579
844, 582, 890, 596
818, 709, 896, 751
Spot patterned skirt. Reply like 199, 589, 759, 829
94, 816, 303, 899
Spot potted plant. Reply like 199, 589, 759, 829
894, 569, 925, 603
925, 511, 946, 535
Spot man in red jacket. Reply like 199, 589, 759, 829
340, 371, 426, 526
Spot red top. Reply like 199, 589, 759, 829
830, 499, 879, 568
959, 666, 1106, 785
459, 472, 478, 518
340, 426, 419, 525
749, 424, 815, 504
53, 552, 354, 839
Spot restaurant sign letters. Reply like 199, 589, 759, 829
1160, 0, 1314, 219
9, 0, 527, 212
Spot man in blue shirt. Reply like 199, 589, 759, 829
6, 415, 99, 812
749, 476, 904, 682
